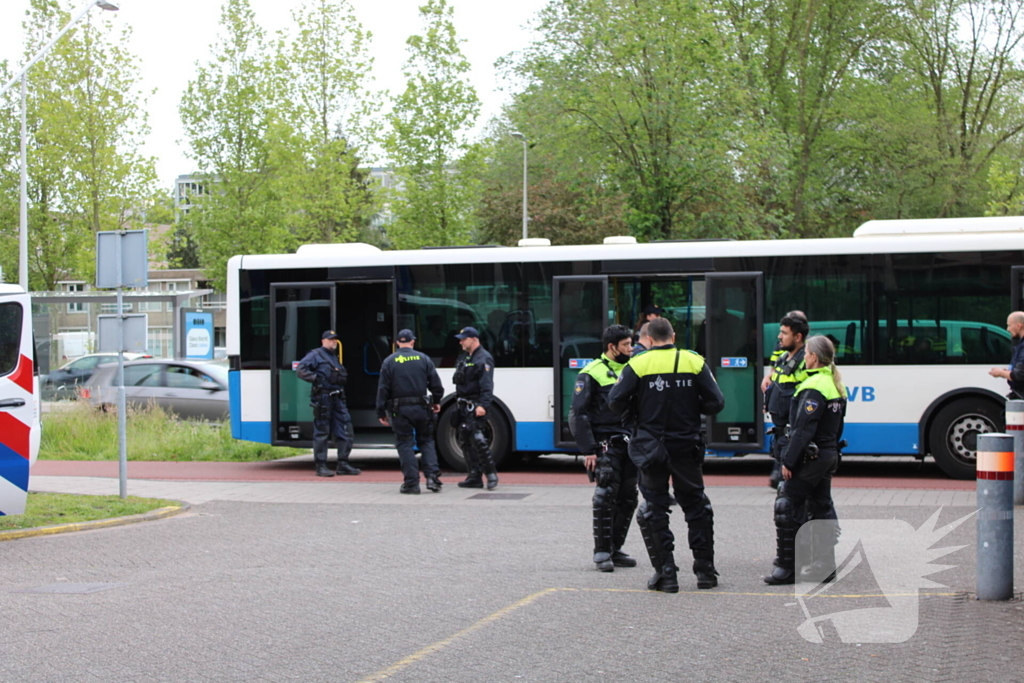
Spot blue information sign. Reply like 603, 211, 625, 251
183, 311, 215, 360
720, 357, 748, 368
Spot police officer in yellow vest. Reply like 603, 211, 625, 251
569, 324, 639, 572
764, 335, 846, 585
765, 312, 809, 489
608, 318, 725, 593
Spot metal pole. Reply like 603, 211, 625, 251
19, 77, 28, 290
976, 432, 1014, 600
521, 138, 528, 241
1009, 400, 1024, 506
116, 234, 127, 499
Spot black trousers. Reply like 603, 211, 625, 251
390, 404, 439, 485
778, 452, 838, 523
312, 393, 352, 465
637, 440, 713, 560
593, 434, 639, 553
456, 407, 495, 475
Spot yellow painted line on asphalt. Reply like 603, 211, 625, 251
355, 586, 967, 681
355, 587, 562, 683
0, 505, 185, 542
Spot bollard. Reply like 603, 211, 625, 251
976, 433, 1015, 601
1009, 400, 1024, 506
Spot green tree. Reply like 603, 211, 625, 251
179, 0, 292, 289
274, 0, 380, 246
385, 0, 482, 249
0, 0, 156, 289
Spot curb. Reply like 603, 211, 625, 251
0, 502, 191, 542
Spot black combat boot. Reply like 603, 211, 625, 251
485, 472, 499, 490
336, 460, 361, 475
457, 473, 483, 488
649, 558, 679, 593
426, 475, 443, 493
764, 526, 797, 585
636, 503, 677, 592
400, 483, 421, 495
612, 550, 637, 568
315, 462, 334, 477
593, 504, 614, 572
693, 558, 719, 589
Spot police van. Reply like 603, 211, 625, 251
0, 285, 41, 516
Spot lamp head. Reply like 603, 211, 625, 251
96, 1, 120, 10
510, 131, 525, 141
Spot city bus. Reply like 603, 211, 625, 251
226, 216, 1024, 480
0, 284, 41, 515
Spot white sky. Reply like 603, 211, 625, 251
0, 0, 549, 189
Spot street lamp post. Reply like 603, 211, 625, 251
0, 0, 119, 291
511, 132, 528, 241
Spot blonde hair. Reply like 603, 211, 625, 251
805, 335, 845, 396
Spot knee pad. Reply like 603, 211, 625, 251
774, 494, 799, 529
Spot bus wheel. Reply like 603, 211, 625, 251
436, 405, 512, 472
927, 397, 1003, 480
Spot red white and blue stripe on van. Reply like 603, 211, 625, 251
0, 352, 35, 515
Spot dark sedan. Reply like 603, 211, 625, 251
82, 359, 229, 421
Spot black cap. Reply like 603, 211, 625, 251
397, 329, 416, 343
642, 305, 664, 316
322, 330, 339, 340
455, 326, 480, 340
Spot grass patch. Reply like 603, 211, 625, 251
0, 492, 180, 531
40, 401, 305, 462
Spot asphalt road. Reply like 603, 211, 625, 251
7, 471, 1024, 682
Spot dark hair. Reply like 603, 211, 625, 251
602, 324, 633, 349
780, 314, 809, 340
647, 317, 674, 342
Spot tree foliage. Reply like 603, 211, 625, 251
384, 0, 482, 249
0, 0, 155, 288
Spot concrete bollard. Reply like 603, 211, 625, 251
976, 433, 1015, 601
1009, 400, 1024, 506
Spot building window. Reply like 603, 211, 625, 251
63, 282, 87, 313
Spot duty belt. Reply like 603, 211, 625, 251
457, 397, 478, 410
392, 396, 428, 407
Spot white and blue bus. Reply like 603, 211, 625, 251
226, 216, 1024, 480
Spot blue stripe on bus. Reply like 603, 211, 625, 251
237, 421, 271, 444
229, 371, 242, 440
515, 422, 564, 452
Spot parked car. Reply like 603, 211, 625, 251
41, 352, 152, 400
82, 359, 229, 421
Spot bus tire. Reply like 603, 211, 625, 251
927, 397, 1003, 480
436, 404, 512, 472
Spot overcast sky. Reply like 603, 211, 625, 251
0, 0, 549, 189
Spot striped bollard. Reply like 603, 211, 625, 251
976, 433, 1015, 601
1009, 400, 1024, 506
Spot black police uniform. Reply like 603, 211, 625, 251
765, 366, 845, 585
376, 346, 445, 493
569, 353, 639, 572
452, 344, 498, 488
766, 346, 808, 488
1006, 336, 1024, 399
608, 343, 725, 592
296, 344, 359, 476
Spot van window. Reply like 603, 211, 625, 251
0, 302, 23, 376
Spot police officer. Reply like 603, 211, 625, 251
452, 326, 498, 490
296, 330, 361, 478
631, 322, 653, 356
376, 329, 445, 494
569, 324, 639, 572
608, 318, 725, 593
764, 335, 845, 585
988, 310, 1024, 398
765, 312, 809, 489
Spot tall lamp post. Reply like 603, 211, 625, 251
0, 0, 120, 291
510, 131, 528, 241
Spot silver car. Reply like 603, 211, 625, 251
82, 359, 229, 421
